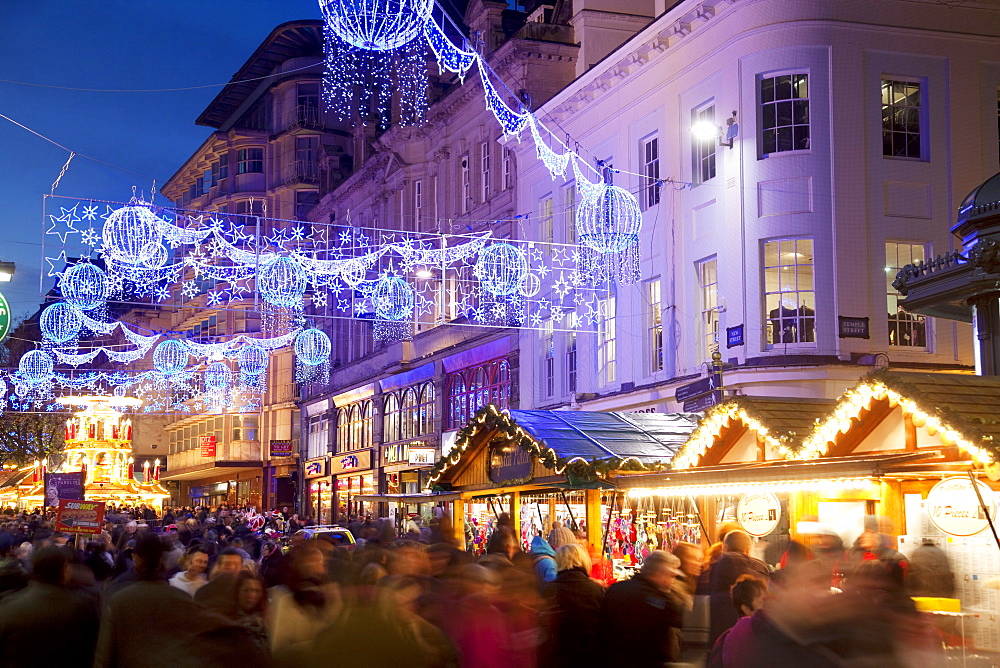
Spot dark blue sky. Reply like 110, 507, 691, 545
0, 0, 321, 321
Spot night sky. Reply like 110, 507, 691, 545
0, 1, 321, 322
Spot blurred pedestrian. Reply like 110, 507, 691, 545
541, 543, 605, 668
233, 571, 268, 651
268, 544, 342, 656
601, 550, 685, 667
169, 546, 209, 596
0, 545, 99, 668
528, 535, 557, 584
699, 529, 770, 643
194, 547, 245, 617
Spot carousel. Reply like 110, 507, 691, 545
4, 395, 169, 510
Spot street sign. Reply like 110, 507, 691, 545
0, 291, 10, 342
682, 391, 720, 413
675, 372, 722, 403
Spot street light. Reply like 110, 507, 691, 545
691, 111, 739, 149
0, 262, 15, 282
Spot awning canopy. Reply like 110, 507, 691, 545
507, 410, 699, 464
355, 492, 462, 504
161, 461, 263, 482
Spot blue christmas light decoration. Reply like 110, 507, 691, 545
294, 328, 332, 366
60, 263, 109, 311
425, 16, 476, 79
153, 340, 188, 376
257, 255, 307, 309
102, 200, 162, 265
204, 361, 232, 392
475, 243, 528, 296
373, 276, 414, 321
19, 350, 54, 383
319, 0, 433, 51
577, 184, 643, 254
238, 344, 269, 376
39, 302, 83, 343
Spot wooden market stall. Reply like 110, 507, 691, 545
427, 405, 699, 556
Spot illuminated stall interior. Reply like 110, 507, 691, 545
427, 405, 698, 556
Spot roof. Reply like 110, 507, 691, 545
507, 410, 699, 463
196, 20, 324, 129
956, 171, 1000, 229
873, 371, 1000, 445
736, 396, 838, 439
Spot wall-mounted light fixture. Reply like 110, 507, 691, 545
0, 262, 15, 282
691, 111, 739, 149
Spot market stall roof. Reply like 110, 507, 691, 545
429, 406, 700, 489
0, 469, 29, 489
506, 410, 699, 463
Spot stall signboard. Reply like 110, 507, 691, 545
55, 499, 106, 534
200, 435, 217, 458
926, 477, 997, 537
488, 441, 533, 485
269, 440, 293, 458
737, 491, 781, 537
408, 447, 437, 466
45, 472, 85, 508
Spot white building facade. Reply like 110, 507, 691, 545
516, 0, 1000, 413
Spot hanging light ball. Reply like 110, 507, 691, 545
238, 344, 269, 376
204, 361, 232, 392
576, 184, 643, 254
141, 243, 169, 269
102, 201, 162, 265
340, 259, 366, 287
153, 340, 189, 376
39, 303, 83, 343
60, 263, 109, 311
475, 243, 528, 296
19, 350, 53, 384
294, 328, 332, 366
373, 276, 414, 321
319, 0, 433, 51
257, 256, 307, 308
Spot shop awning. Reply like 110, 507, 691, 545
507, 410, 699, 463
0, 470, 29, 489
161, 461, 263, 481
355, 492, 462, 503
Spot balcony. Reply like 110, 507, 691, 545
279, 105, 323, 133
163, 439, 262, 481
280, 160, 320, 186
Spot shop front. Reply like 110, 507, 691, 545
381, 439, 438, 524
332, 449, 375, 520
303, 456, 331, 525
428, 405, 698, 560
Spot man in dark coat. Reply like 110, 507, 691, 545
601, 550, 685, 667
0, 546, 99, 668
699, 529, 770, 644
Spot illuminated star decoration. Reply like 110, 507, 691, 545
46, 205, 83, 243
45, 251, 68, 277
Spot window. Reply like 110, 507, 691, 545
295, 136, 318, 164
237, 147, 264, 174
540, 195, 554, 244
383, 394, 400, 443
760, 73, 809, 154
336, 400, 373, 452
565, 312, 577, 394
886, 242, 928, 347
647, 279, 663, 372
481, 141, 491, 202
763, 239, 815, 345
697, 258, 719, 359
642, 136, 660, 209
564, 183, 577, 245
597, 296, 617, 385
218, 154, 229, 180
307, 414, 329, 459
414, 180, 423, 225
297, 82, 319, 110
692, 104, 717, 183
445, 358, 511, 428
295, 191, 319, 221
542, 319, 555, 398
461, 155, 470, 211
881, 79, 922, 159
235, 200, 264, 217
195, 176, 205, 197
503, 148, 513, 190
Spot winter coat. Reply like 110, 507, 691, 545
541, 567, 605, 668
0, 582, 99, 668
698, 552, 770, 644
529, 536, 558, 584
601, 573, 683, 667
708, 610, 839, 668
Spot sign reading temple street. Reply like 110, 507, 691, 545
838, 316, 870, 339
737, 491, 781, 537
926, 476, 997, 537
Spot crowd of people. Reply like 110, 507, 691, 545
0, 505, 959, 667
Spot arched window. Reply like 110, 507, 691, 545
447, 375, 466, 429
383, 394, 400, 443
361, 400, 374, 448
417, 382, 436, 436
337, 407, 350, 452
444, 357, 511, 428
401, 388, 419, 440
471, 367, 489, 416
